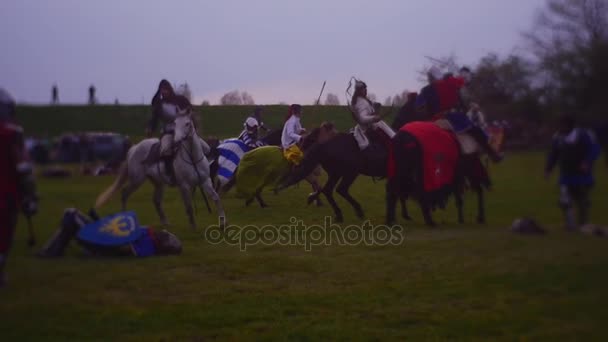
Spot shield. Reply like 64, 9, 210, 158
77, 211, 144, 246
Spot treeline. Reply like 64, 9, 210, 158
469, 0, 608, 124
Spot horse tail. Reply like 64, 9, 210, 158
282, 143, 325, 189
94, 162, 129, 209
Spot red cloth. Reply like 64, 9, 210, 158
0, 123, 22, 198
434, 76, 465, 112
397, 122, 459, 192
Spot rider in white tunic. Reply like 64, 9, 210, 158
351, 80, 395, 150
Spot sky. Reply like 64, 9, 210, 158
1, 0, 546, 105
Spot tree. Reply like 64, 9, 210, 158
525, 0, 608, 120
389, 90, 410, 107
469, 53, 542, 121
220, 90, 255, 105
383, 96, 393, 106
241, 91, 255, 105
201, 100, 210, 106
325, 93, 340, 105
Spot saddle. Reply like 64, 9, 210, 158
142, 142, 162, 165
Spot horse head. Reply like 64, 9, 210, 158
300, 121, 337, 151
174, 112, 195, 145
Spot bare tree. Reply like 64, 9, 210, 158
389, 90, 410, 107
220, 90, 242, 105
525, 0, 608, 119
241, 91, 255, 105
325, 93, 340, 105
220, 90, 255, 105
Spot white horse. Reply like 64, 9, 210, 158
94, 110, 226, 229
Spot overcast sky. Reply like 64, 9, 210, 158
1, 0, 546, 105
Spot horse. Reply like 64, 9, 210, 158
212, 128, 324, 207
279, 123, 425, 224
94, 108, 226, 230
391, 103, 491, 224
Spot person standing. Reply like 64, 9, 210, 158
88, 84, 96, 105
51, 84, 59, 105
545, 115, 601, 230
0, 88, 38, 287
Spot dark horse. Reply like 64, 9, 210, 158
280, 121, 451, 224
391, 98, 490, 224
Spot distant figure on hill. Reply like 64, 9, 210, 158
51, 84, 59, 105
88, 85, 96, 105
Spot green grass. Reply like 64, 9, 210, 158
1, 152, 607, 340
18, 105, 364, 139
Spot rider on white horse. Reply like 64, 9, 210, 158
147, 80, 182, 180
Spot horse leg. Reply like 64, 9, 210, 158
178, 185, 196, 230
255, 191, 268, 208
335, 173, 364, 219
322, 173, 343, 222
305, 170, 323, 207
201, 178, 227, 229
420, 199, 436, 227
455, 188, 465, 224
120, 178, 145, 211
385, 182, 398, 225
152, 181, 169, 226
400, 194, 412, 221
476, 187, 486, 224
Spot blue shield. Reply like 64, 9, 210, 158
77, 211, 144, 246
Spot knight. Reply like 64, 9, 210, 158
350, 79, 395, 156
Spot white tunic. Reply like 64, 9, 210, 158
281, 115, 303, 149
352, 97, 395, 149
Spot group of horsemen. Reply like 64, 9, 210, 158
148, 66, 502, 182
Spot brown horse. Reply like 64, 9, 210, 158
279, 123, 423, 224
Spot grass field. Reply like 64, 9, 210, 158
1, 151, 607, 340
18, 105, 361, 139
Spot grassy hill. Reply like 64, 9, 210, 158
17, 105, 387, 139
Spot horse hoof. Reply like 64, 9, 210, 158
477, 218, 486, 225
245, 199, 253, 207
356, 211, 365, 220
402, 214, 412, 221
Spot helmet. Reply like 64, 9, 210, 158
155, 229, 182, 255
244, 117, 259, 133
355, 79, 367, 90
0, 88, 16, 122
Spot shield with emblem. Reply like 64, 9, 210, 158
77, 211, 144, 246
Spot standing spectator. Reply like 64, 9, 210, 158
51, 84, 59, 105
88, 85, 96, 105
545, 115, 601, 230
